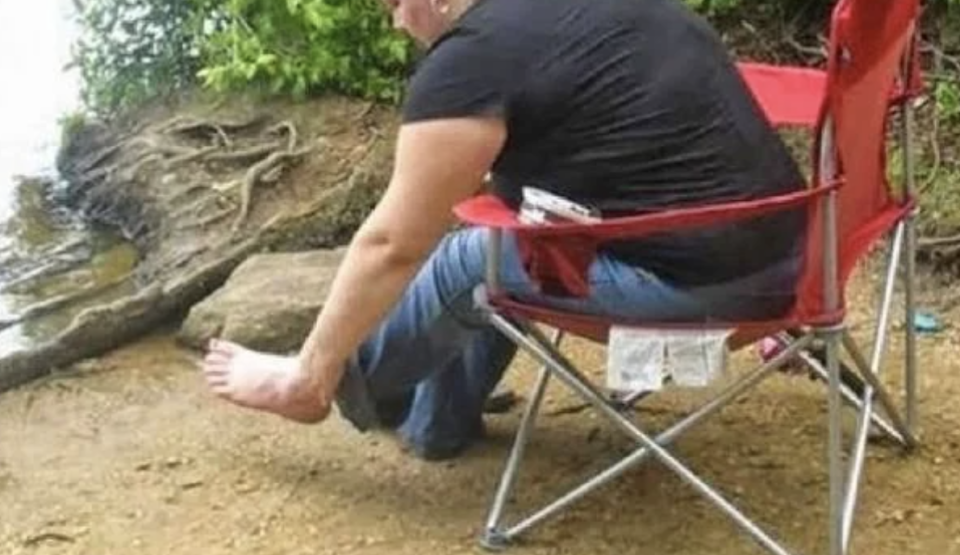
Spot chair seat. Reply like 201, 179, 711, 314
487, 293, 791, 348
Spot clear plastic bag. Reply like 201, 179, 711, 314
665, 329, 732, 387
607, 327, 732, 393
607, 327, 666, 393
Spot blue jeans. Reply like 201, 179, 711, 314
334, 227, 798, 460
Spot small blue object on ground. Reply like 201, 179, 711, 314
912, 311, 943, 334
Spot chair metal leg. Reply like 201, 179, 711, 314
838, 338, 885, 553
900, 83, 920, 433
821, 327, 846, 555
798, 353, 903, 443
612, 388, 654, 410
828, 223, 914, 447
498, 333, 814, 543
903, 214, 919, 432
840, 333, 917, 450
833, 221, 916, 552
482, 328, 562, 551
488, 313, 798, 555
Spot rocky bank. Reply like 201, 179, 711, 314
0, 93, 396, 391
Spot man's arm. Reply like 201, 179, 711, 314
298, 116, 507, 404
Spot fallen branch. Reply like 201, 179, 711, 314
0, 272, 132, 333
0, 284, 167, 394
22, 532, 76, 547
546, 403, 591, 417
0, 257, 88, 295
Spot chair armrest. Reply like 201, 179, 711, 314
454, 184, 837, 241
737, 62, 827, 127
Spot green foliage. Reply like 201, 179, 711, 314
934, 81, 960, 124
57, 111, 88, 145
72, 0, 960, 119
72, 0, 409, 115
198, 0, 412, 102
684, 0, 749, 17
73, 0, 204, 115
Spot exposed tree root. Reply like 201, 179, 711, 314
266, 120, 298, 151
75, 143, 124, 175
120, 153, 165, 181
204, 141, 283, 165
179, 207, 236, 231
165, 145, 221, 167
66, 116, 318, 235
161, 115, 267, 138
231, 146, 314, 232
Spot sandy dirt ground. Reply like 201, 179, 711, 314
1, 271, 959, 555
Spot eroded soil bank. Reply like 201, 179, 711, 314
1, 93, 396, 390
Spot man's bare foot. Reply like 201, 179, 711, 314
202, 339, 331, 424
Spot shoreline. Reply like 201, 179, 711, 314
0, 93, 397, 392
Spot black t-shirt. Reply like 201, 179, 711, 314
402, 0, 805, 288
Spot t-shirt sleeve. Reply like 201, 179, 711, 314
402, 30, 518, 123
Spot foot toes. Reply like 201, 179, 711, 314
208, 338, 238, 356
203, 352, 231, 367
204, 372, 229, 386
201, 360, 230, 375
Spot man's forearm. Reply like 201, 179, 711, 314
296, 117, 504, 394
299, 229, 426, 382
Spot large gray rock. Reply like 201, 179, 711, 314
179, 248, 345, 353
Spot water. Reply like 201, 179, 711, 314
0, 0, 77, 192
0, 1, 137, 358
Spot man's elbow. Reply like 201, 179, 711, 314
352, 226, 436, 269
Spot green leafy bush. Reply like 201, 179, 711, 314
73, 0, 409, 115
71, 0, 960, 117
198, 0, 412, 102
73, 0, 204, 114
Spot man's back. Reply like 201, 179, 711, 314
405, 0, 805, 288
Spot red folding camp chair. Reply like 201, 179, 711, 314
454, 0, 924, 553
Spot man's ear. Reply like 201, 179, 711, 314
431, 0, 452, 15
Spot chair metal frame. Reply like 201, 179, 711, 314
464, 7, 923, 555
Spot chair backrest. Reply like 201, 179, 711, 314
795, 0, 921, 321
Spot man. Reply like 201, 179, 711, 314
203, 0, 804, 460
